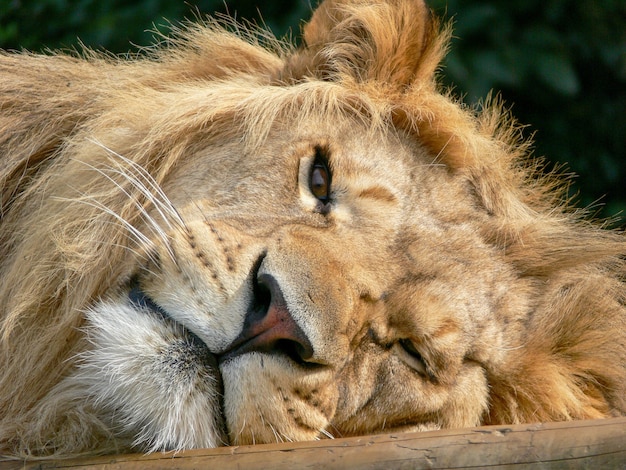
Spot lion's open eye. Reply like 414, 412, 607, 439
309, 152, 331, 204
396, 339, 428, 377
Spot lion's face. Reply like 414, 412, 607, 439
81, 118, 502, 450
2, 0, 624, 459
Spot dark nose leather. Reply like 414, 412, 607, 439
224, 273, 314, 362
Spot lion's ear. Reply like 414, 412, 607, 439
286, 0, 445, 87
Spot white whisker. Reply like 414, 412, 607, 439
431, 134, 453, 165
72, 158, 173, 254
54, 194, 155, 252
268, 422, 281, 443
88, 138, 186, 230
69, 144, 186, 263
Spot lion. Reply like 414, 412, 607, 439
1, 0, 625, 459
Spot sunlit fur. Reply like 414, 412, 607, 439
1, 0, 625, 459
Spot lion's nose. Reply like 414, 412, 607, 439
224, 273, 314, 363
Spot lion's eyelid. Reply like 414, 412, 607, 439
395, 340, 429, 377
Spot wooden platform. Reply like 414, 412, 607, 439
2, 417, 625, 469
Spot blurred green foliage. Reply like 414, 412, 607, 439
1, 0, 624, 224
428, 0, 626, 225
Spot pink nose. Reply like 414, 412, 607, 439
223, 274, 314, 363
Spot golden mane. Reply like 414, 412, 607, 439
1, 0, 625, 457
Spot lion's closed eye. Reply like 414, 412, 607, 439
394, 339, 429, 377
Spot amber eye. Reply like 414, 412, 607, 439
309, 156, 331, 204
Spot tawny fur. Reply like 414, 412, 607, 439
1, 0, 625, 459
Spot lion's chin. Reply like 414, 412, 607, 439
220, 353, 335, 446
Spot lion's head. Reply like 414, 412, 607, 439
1, 0, 625, 458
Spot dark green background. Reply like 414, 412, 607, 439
2, 0, 624, 226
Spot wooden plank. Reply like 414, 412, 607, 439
2, 417, 625, 469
